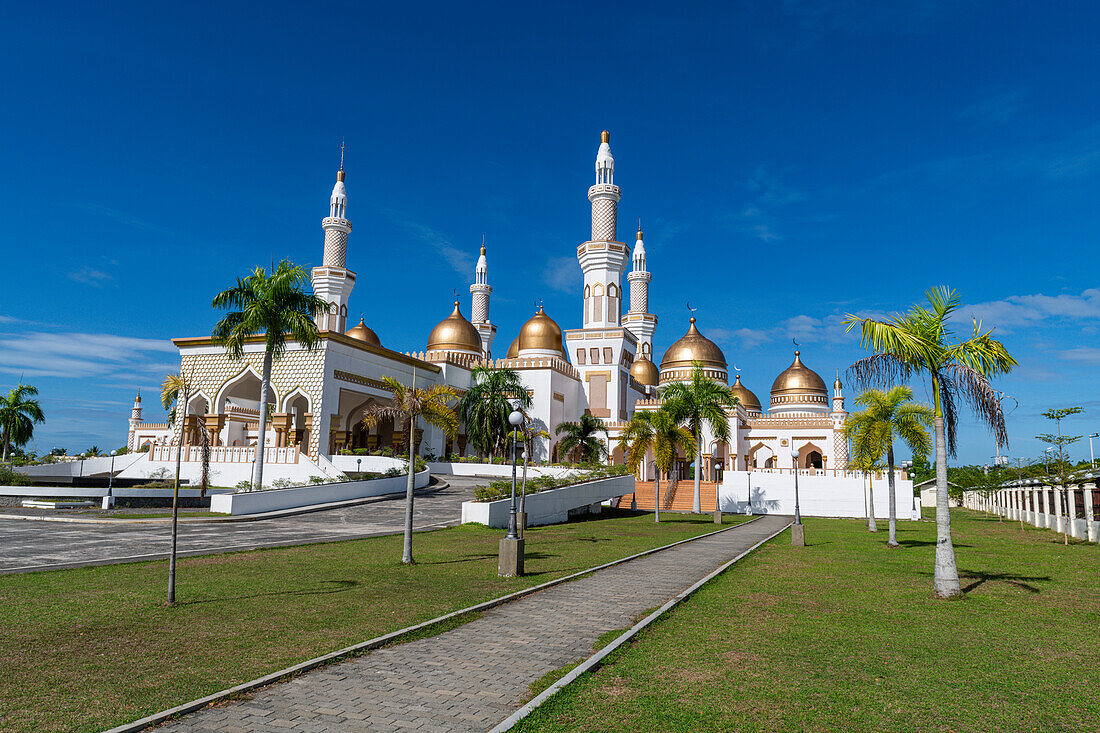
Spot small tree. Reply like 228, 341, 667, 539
619, 407, 695, 518
1036, 406, 1083, 545
362, 376, 457, 564
211, 260, 326, 491
457, 365, 530, 460
0, 383, 45, 462
554, 413, 609, 465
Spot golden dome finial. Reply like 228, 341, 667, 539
601, 130, 610, 143
637, 218, 643, 240
337, 139, 345, 181
480, 234, 486, 256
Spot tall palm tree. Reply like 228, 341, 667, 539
211, 260, 326, 490
845, 415, 886, 533
363, 375, 457, 564
161, 372, 211, 605
87, 445, 102, 457
0, 383, 45, 461
555, 413, 609, 465
845, 387, 933, 546
661, 361, 738, 513
457, 365, 530, 460
619, 407, 696, 519
845, 286, 1016, 597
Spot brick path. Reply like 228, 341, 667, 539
157, 514, 791, 733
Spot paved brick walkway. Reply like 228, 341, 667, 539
157, 514, 791, 733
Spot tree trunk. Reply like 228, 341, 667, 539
2, 423, 9, 462
654, 471, 660, 523
693, 433, 702, 513
867, 472, 878, 532
933, 412, 961, 598
252, 350, 274, 491
402, 415, 416, 564
886, 445, 898, 546
520, 433, 529, 522
168, 386, 188, 605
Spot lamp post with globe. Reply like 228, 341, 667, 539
103, 449, 117, 510
790, 448, 805, 546
498, 408, 525, 577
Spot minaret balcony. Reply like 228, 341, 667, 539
322, 216, 352, 233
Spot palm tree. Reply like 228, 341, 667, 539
211, 260, 326, 490
845, 387, 933, 546
363, 375, 457, 564
845, 286, 1016, 597
0, 384, 45, 461
619, 407, 696, 519
161, 372, 211, 605
661, 361, 738, 513
457, 365, 530, 461
845, 414, 885, 532
555, 413, 609, 464
87, 445, 102, 457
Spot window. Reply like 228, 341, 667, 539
589, 348, 600, 364
576, 348, 586, 365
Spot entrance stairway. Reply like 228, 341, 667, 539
622, 480, 721, 512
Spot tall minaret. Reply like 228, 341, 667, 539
622, 221, 657, 358
577, 131, 629, 329
127, 391, 143, 451
311, 145, 357, 332
831, 372, 849, 469
469, 237, 496, 359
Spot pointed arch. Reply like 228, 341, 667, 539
215, 365, 278, 413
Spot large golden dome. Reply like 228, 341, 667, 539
731, 374, 762, 412
660, 318, 727, 370
516, 306, 566, 357
770, 351, 828, 396
505, 335, 520, 358
345, 316, 381, 347
629, 353, 660, 386
427, 301, 482, 355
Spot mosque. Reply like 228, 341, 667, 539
126, 132, 850, 482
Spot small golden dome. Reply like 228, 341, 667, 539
660, 317, 727, 371
770, 351, 828, 396
630, 353, 660, 386
731, 374, 762, 412
506, 335, 520, 358
427, 301, 482, 355
346, 316, 381, 347
517, 306, 566, 357
601, 130, 610, 143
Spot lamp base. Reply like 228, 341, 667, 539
791, 523, 806, 547
517, 511, 526, 538
101, 496, 114, 510
498, 537, 524, 577
713, 508, 723, 524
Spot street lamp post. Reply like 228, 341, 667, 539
1090, 433, 1098, 468
498, 409, 525, 577
103, 450, 117, 510
712, 444, 722, 524
356, 457, 362, 477
651, 460, 660, 523
789, 448, 804, 546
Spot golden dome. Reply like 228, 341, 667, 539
427, 301, 482, 355
770, 351, 828, 396
517, 306, 566, 357
660, 317, 727, 371
731, 374, 762, 412
346, 316, 381, 347
629, 353, 660, 386
506, 335, 520, 358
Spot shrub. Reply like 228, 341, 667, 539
308, 475, 327, 485
234, 479, 252, 491
271, 478, 295, 489
0, 466, 30, 486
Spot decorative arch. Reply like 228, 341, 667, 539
747, 442, 774, 469
280, 387, 313, 414
186, 391, 212, 415
214, 365, 278, 413
592, 283, 604, 323
798, 442, 825, 469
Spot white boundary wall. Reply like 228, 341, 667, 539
461, 475, 635, 528
0, 485, 232, 499
717, 471, 919, 520
428, 462, 581, 479
329, 455, 410, 473
210, 469, 431, 515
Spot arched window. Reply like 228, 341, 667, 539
592, 284, 604, 324
607, 284, 619, 323
584, 285, 591, 324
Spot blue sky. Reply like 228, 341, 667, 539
1, 1, 1098, 464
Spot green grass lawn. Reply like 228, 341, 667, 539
0, 509, 743, 733
517, 509, 1100, 733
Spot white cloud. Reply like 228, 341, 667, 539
69, 267, 114, 286
1058, 347, 1100, 364
0, 332, 178, 379
961, 288, 1100, 332
543, 256, 579, 293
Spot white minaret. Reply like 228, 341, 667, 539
578, 131, 629, 329
831, 372, 849, 470
469, 237, 496, 358
127, 391, 143, 451
311, 145, 357, 332
622, 221, 657, 358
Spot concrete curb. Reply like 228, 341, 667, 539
103, 515, 764, 733
488, 517, 794, 732
0, 481, 449, 525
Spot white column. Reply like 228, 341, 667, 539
1083, 482, 1097, 543
1031, 487, 1040, 526
1039, 486, 1049, 527
1053, 486, 1064, 533
1067, 486, 1079, 539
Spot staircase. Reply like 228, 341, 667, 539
624, 480, 721, 512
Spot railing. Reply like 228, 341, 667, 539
147, 445, 300, 464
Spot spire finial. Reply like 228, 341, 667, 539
601, 130, 610, 143
340, 139, 345, 171
481, 234, 486, 255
